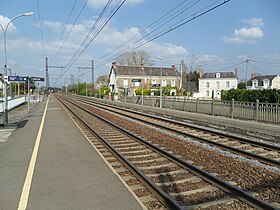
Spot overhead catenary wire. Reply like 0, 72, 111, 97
60, 0, 231, 85
36, 0, 47, 58
97, 0, 199, 64
50, 0, 89, 64
63, 0, 114, 70
55, 0, 126, 85
52, 0, 229, 86
49, 0, 78, 63
94, 0, 230, 70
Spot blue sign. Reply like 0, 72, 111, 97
152, 84, 160, 87
31, 77, 45, 82
8, 76, 28, 82
132, 79, 141, 82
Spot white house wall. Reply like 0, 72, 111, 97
198, 78, 237, 99
272, 76, 280, 89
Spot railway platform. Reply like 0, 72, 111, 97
0, 95, 144, 210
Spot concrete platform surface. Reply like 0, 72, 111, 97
0, 95, 143, 210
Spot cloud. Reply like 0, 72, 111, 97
43, 20, 64, 33
0, 15, 17, 33
6, 17, 189, 81
223, 18, 264, 45
88, 0, 146, 9
234, 27, 264, 39
240, 18, 264, 27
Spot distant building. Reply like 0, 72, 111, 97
247, 74, 280, 89
196, 71, 237, 99
109, 62, 180, 96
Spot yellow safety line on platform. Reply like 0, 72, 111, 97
18, 96, 50, 210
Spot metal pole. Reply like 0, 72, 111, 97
158, 57, 163, 108
1, 12, 34, 125
45, 57, 49, 92
28, 78, 30, 109
92, 60, 94, 96
3, 23, 8, 125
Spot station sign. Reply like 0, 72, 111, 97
30, 77, 45, 82
152, 84, 160, 87
132, 79, 141, 82
8, 75, 28, 82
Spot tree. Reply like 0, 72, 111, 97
116, 50, 153, 66
238, 82, 246, 89
96, 75, 109, 86
101, 86, 110, 98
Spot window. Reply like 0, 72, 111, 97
263, 79, 269, 89
123, 80, 128, 88
162, 80, 166, 87
252, 80, 258, 88
206, 90, 210, 97
206, 82, 210, 88
216, 73, 220, 78
171, 80, 176, 87
226, 81, 230, 88
152, 79, 157, 85
216, 81, 220, 88
135, 82, 140, 87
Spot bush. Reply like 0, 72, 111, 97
221, 88, 280, 103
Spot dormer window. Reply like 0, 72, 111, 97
216, 73, 220, 78
252, 79, 258, 89
263, 79, 269, 89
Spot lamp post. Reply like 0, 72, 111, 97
157, 56, 163, 108
0, 12, 34, 125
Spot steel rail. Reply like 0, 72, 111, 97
75, 96, 280, 168
77, 95, 280, 151
55, 94, 183, 210
57, 94, 278, 210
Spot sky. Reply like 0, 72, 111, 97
0, 0, 280, 87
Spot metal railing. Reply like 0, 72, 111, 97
118, 96, 280, 124
0, 95, 45, 113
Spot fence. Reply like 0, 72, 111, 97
118, 96, 280, 124
0, 95, 44, 113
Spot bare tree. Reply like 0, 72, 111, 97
116, 50, 152, 66
96, 75, 109, 86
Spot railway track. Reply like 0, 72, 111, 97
74, 95, 280, 168
55, 93, 279, 209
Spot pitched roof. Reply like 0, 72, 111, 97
200, 72, 236, 79
110, 65, 180, 77
247, 75, 278, 86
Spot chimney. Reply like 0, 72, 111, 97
251, 72, 255, 79
140, 63, 144, 70
199, 68, 203, 78
235, 67, 238, 77
112, 62, 117, 68
171, 65, 176, 71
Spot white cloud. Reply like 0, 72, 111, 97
241, 18, 264, 27
43, 20, 64, 33
5, 17, 190, 81
0, 15, 17, 33
223, 18, 264, 45
234, 27, 264, 39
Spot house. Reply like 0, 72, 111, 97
109, 62, 180, 96
196, 71, 237, 99
247, 74, 280, 89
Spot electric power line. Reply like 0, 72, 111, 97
94, 0, 230, 70
50, 0, 89, 64
55, 0, 126, 85
36, 0, 47, 58
49, 0, 78, 63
